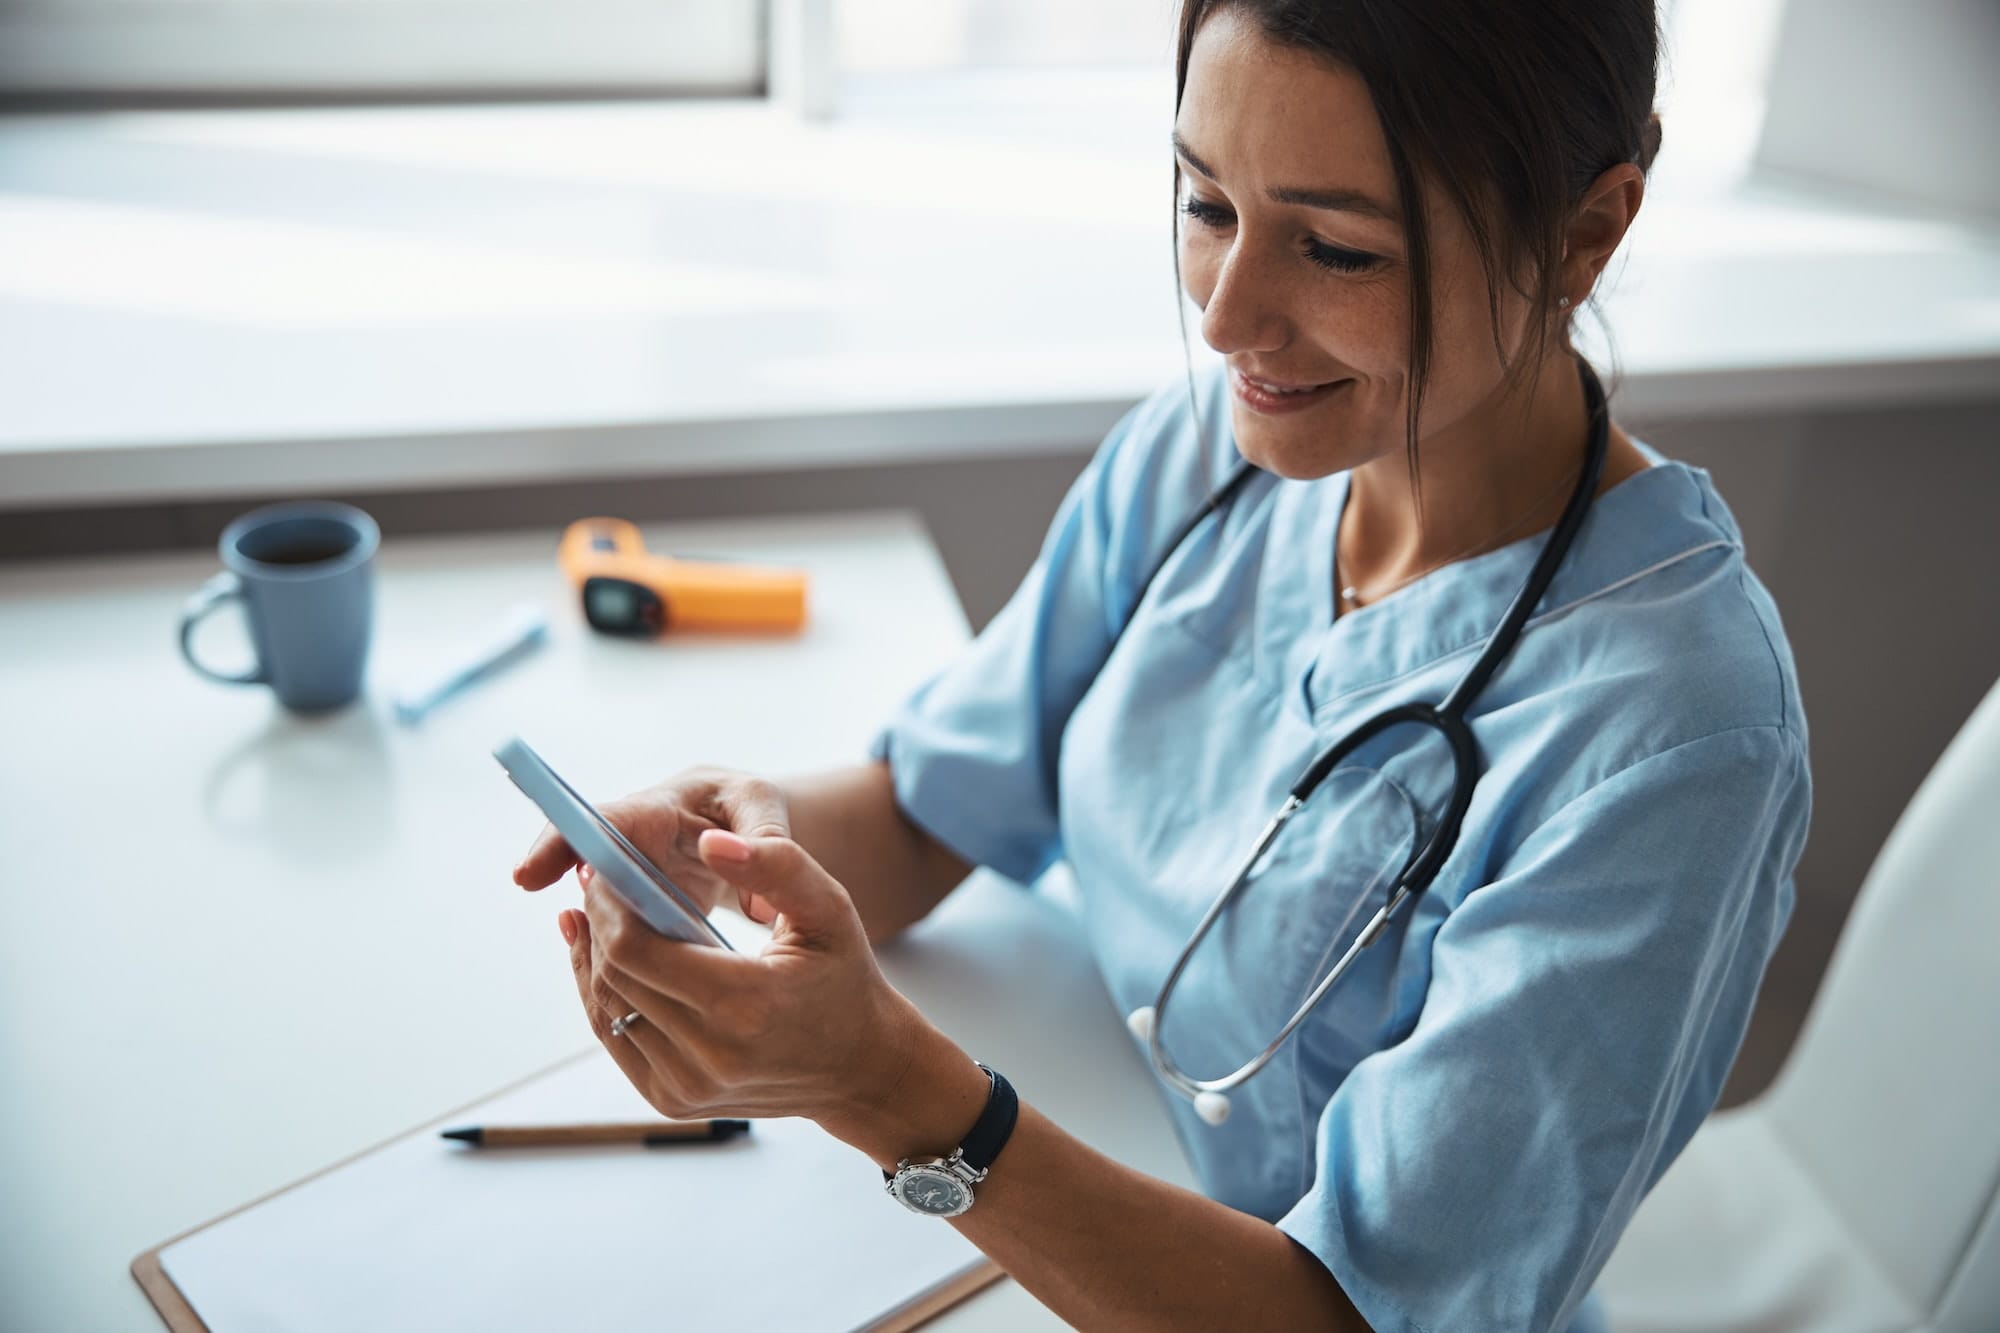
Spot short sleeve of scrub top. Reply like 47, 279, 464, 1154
867, 367, 1813, 1333
867, 383, 1235, 886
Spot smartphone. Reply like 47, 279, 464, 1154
494, 737, 734, 950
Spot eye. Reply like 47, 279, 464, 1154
1180, 195, 1381, 276
1304, 240, 1380, 275
1180, 195, 1233, 229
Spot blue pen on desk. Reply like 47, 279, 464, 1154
393, 604, 549, 726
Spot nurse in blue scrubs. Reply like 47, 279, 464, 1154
516, 1, 1812, 1328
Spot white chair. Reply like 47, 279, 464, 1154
1597, 674, 2000, 1331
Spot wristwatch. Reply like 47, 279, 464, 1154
883, 1063, 1019, 1218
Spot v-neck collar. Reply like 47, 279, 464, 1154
1249, 442, 1738, 724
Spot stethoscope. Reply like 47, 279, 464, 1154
1124, 356, 1611, 1126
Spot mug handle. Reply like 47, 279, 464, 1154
178, 572, 268, 686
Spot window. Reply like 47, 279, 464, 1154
836, 0, 1177, 73
0, 0, 762, 103
829, 0, 1791, 183
2, 0, 1791, 119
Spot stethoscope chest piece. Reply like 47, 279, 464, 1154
1129, 1006, 1236, 1125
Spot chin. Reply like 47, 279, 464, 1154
1227, 408, 1357, 482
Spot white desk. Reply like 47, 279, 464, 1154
0, 509, 1194, 1331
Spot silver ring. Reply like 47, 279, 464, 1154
610, 1010, 643, 1038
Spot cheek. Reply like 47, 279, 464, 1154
1175, 229, 1219, 307
1280, 281, 1409, 438
1307, 282, 1405, 379
1403, 284, 1531, 429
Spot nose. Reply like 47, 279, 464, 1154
1197, 239, 1289, 357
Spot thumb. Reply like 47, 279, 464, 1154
697, 829, 854, 944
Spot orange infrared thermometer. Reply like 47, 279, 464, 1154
558, 518, 808, 637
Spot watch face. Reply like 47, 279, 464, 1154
894, 1166, 971, 1217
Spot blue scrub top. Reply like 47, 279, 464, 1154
869, 365, 1811, 1332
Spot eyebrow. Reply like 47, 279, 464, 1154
1172, 132, 1400, 224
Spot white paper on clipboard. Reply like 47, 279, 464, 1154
154, 1052, 992, 1332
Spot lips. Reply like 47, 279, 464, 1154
1238, 371, 1337, 394
1230, 367, 1352, 414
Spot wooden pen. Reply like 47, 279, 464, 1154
439, 1120, 752, 1148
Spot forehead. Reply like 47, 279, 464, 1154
1175, 8, 1394, 198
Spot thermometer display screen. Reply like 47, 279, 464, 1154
582, 576, 665, 636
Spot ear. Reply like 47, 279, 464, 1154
1560, 163, 1646, 303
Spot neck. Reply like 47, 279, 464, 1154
1339, 353, 1592, 601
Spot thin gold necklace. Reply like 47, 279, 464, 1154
1336, 458, 1586, 611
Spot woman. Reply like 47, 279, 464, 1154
515, 1, 1811, 1327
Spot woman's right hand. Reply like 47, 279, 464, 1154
512, 767, 789, 925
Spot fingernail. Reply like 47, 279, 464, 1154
559, 912, 577, 945
701, 829, 753, 863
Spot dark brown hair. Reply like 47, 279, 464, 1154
1173, 0, 1664, 510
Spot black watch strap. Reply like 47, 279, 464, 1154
881, 1062, 1019, 1180
958, 1064, 1019, 1174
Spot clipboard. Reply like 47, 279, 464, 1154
131, 1047, 1004, 1332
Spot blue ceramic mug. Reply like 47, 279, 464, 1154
178, 501, 379, 713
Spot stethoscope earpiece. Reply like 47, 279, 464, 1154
1193, 1092, 1232, 1126
1125, 1006, 1156, 1043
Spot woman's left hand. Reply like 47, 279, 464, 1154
560, 828, 926, 1129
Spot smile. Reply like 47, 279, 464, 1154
1231, 369, 1352, 414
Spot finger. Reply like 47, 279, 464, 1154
712, 776, 792, 841
567, 908, 639, 1049
578, 910, 762, 1121
696, 830, 859, 948
582, 873, 757, 1007
565, 910, 697, 1103
598, 972, 744, 1121
565, 909, 621, 1039
514, 821, 579, 890
519, 794, 683, 888
595, 954, 707, 1030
